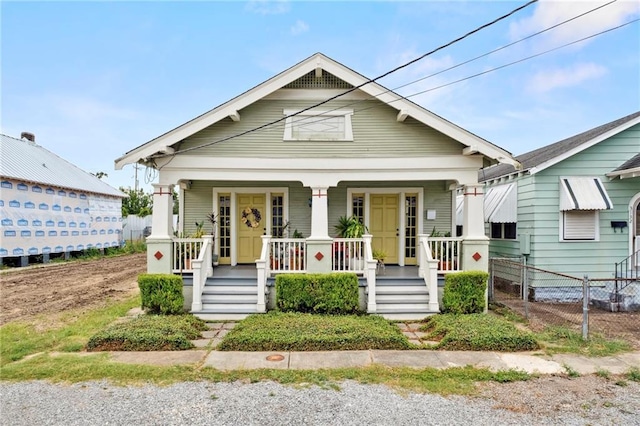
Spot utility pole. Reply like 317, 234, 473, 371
133, 163, 140, 192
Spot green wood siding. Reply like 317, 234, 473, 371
490, 123, 640, 279
179, 99, 464, 158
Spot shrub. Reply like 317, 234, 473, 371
420, 314, 539, 351
442, 271, 488, 314
138, 274, 184, 315
276, 273, 359, 314
86, 314, 207, 351
219, 312, 411, 351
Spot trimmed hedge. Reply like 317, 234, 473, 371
275, 273, 359, 314
442, 271, 488, 314
138, 274, 184, 315
86, 315, 207, 351
419, 314, 539, 351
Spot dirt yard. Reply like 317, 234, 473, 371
0, 253, 145, 325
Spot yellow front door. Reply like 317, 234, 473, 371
370, 194, 399, 264
237, 194, 266, 264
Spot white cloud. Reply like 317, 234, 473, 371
290, 19, 309, 35
245, 0, 290, 15
510, 0, 640, 49
528, 62, 607, 93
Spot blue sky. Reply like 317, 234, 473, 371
2, 0, 639, 192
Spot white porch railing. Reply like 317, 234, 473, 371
172, 237, 206, 273
178, 235, 213, 311
418, 234, 440, 312
332, 238, 366, 273
426, 237, 462, 273
268, 238, 307, 273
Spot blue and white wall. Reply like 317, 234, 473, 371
0, 178, 123, 257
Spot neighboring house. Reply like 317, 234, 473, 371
480, 112, 640, 309
115, 53, 518, 319
0, 133, 125, 266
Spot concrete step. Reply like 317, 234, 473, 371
201, 294, 258, 303
375, 301, 430, 311
376, 294, 429, 303
203, 286, 258, 295
375, 311, 437, 320
376, 286, 428, 295
201, 302, 257, 310
192, 311, 254, 321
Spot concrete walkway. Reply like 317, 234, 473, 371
107, 321, 640, 375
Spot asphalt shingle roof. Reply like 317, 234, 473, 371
480, 111, 640, 182
0, 134, 124, 198
612, 152, 640, 172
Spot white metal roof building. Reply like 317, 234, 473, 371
1, 133, 125, 259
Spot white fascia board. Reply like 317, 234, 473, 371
529, 116, 640, 176
115, 54, 330, 169
115, 53, 519, 169
154, 154, 483, 172
606, 167, 640, 180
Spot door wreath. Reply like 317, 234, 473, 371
241, 207, 262, 228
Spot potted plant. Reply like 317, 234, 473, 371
206, 212, 219, 266
372, 248, 387, 274
334, 216, 368, 269
289, 229, 304, 270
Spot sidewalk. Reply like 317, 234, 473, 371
107, 321, 640, 374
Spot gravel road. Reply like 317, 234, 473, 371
2, 380, 639, 426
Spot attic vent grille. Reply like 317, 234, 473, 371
284, 71, 353, 89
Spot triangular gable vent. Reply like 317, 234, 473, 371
284, 71, 353, 89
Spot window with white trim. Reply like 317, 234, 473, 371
562, 210, 598, 241
283, 109, 353, 141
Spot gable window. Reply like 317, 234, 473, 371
490, 222, 516, 239
562, 211, 598, 240
283, 109, 353, 141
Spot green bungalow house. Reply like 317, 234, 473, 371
480, 111, 640, 310
115, 53, 519, 320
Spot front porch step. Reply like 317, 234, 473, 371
191, 310, 257, 321
375, 310, 438, 321
374, 277, 434, 320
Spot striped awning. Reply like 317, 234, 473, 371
484, 183, 517, 223
559, 177, 612, 211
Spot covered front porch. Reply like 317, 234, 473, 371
177, 239, 452, 320
145, 175, 488, 320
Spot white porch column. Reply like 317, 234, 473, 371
146, 183, 174, 274
461, 183, 489, 272
307, 186, 333, 273
310, 187, 329, 238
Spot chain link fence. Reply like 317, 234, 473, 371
489, 258, 640, 348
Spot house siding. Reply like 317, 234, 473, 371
490, 123, 640, 279
183, 180, 453, 238
179, 99, 464, 158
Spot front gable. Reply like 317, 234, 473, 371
115, 53, 515, 170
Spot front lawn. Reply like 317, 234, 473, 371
218, 312, 412, 351
420, 314, 540, 351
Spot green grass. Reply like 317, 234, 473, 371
536, 326, 632, 357
86, 314, 207, 351
419, 314, 540, 351
218, 312, 412, 351
1, 296, 141, 367
0, 354, 530, 396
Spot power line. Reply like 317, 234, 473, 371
151, 0, 538, 160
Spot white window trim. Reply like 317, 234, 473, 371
283, 108, 353, 141
559, 210, 600, 242
490, 222, 517, 240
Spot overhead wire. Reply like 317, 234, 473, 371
150, 0, 538, 160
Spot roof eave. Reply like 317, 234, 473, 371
116, 53, 518, 168
606, 167, 640, 180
